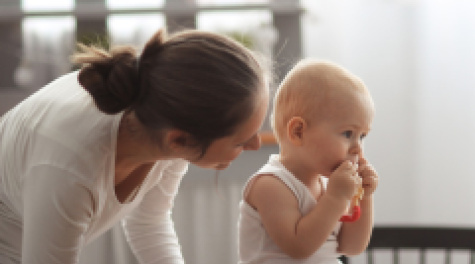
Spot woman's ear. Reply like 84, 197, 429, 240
286, 116, 307, 146
164, 129, 195, 151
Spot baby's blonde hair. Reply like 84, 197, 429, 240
271, 59, 367, 143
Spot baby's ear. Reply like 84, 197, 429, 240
287, 116, 306, 146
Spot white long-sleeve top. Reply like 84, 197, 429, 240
0, 71, 189, 264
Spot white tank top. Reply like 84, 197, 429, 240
238, 154, 342, 264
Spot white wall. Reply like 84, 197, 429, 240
413, 0, 475, 226
301, 0, 475, 227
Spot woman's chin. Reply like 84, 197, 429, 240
193, 162, 230, 170
214, 163, 230, 170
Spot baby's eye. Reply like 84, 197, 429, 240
360, 133, 367, 140
343, 131, 352, 138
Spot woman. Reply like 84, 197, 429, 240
0, 28, 269, 264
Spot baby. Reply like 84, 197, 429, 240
238, 59, 379, 264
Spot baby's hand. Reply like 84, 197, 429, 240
326, 160, 361, 202
357, 157, 379, 197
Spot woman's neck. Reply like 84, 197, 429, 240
115, 112, 161, 183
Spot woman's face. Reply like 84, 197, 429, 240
191, 92, 269, 170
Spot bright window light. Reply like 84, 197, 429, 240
198, 10, 271, 32
197, 10, 275, 55
197, 0, 268, 5
108, 14, 165, 46
23, 17, 75, 43
22, 0, 74, 11
106, 0, 164, 9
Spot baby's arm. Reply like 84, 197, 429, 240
337, 157, 379, 255
246, 161, 358, 259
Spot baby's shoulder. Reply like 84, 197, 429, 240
245, 173, 298, 209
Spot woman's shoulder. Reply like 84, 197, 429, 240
164, 158, 189, 175
17, 71, 124, 182
148, 159, 189, 184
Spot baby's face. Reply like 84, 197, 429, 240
301, 90, 374, 177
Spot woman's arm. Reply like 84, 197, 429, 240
122, 160, 188, 264
22, 165, 94, 264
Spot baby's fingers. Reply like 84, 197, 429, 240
359, 162, 377, 177
361, 169, 379, 195
327, 160, 360, 200
362, 174, 378, 186
335, 160, 358, 175
358, 157, 368, 168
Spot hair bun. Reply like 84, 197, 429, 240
75, 45, 139, 114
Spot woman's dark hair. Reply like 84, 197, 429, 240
72, 28, 266, 153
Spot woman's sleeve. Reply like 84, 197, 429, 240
22, 164, 95, 264
122, 160, 188, 264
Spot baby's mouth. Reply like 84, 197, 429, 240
332, 158, 359, 172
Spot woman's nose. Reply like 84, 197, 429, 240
244, 134, 261, 151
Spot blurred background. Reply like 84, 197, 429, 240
1, 0, 475, 263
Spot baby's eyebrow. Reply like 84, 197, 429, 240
344, 124, 371, 131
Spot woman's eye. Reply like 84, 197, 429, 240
343, 131, 352, 138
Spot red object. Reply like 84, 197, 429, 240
339, 205, 361, 222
